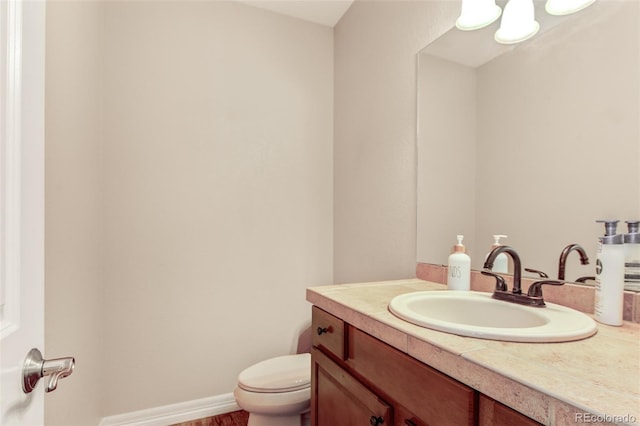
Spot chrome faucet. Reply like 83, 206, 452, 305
483, 246, 565, 307
558, 243, 590, 280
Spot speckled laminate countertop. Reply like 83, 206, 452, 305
306, 279, 640, 426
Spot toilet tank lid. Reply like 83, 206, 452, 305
238, 353, 311, 392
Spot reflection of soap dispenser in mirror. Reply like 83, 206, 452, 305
594, 220, 625, 326
448, 235, 471, 291
624, 220, 640, 290
487, 235, 508, 273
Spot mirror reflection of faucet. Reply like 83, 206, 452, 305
558, 243, 591, 281
524, 243, 594, 283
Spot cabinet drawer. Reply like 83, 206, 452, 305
312, 348, 391, 426
478, 394, 541, 426
347, 326, 476, 426
312, 306, 345, 359
394, 404, 429, 426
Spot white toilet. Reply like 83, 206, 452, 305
233, 353, 311, 426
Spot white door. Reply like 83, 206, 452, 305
1, 1, 73, 425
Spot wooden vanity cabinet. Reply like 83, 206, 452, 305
313, 348, 391, 426
394, 404, 429, 426
346, 327, 476, 425
311, 306, 345, 359
311, 306, 542, 426
478, 394, 541, 426
311, 306, 474, 426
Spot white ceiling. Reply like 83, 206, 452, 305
237, 0, 353, 27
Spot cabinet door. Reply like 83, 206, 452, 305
394, 405, 428, 426
478, 394, 541, 426
312, 348, 391, 426
347, 327, 476, 425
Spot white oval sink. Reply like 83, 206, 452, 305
389, 291, 597, 342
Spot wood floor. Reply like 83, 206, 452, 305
171, 410, 249, 426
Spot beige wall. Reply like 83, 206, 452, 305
333, 0, 458, 283
45, 0, 495, 422
45, 1, 332, 422
417, 55, 477, 264
45, 2, 104, 425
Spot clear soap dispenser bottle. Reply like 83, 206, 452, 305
594, 220, 625, 326
488, 235, 508, 273
448, 235, 471, 291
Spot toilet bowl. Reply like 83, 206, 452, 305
233, 353, 311, 426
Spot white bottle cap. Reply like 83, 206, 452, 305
454, 235, 466, 253
492, 234, 507, 248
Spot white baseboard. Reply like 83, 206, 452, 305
100, 393, 240, 426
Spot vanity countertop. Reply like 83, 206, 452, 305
307, 279, 640, 426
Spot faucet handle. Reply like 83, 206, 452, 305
525, 268, 549, 278
481, 270, 508, 292
527, 280, 565, 299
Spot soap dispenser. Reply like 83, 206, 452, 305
624, 220, 640, 288
448, 235, 471, 291
594, 220, 625, 326
488, 235, 508, 273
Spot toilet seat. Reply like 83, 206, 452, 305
233, 385, 310, 414
238, 353, 310, 393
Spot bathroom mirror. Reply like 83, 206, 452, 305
417, 0, 640, 290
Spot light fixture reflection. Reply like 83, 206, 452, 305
495, 0, 540, 44
545, 0, 596, 15
456, 0, 502, 31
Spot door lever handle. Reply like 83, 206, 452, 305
22, 348, 75, 393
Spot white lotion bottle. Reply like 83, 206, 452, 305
624, 220, 640, 289
594, 220, 625, 326
448, 235, 471, 291
487, 235, 508, 273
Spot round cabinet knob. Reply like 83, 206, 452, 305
316, 326, 329, 335
370, 415, 384, 425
